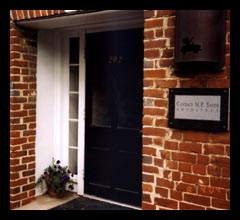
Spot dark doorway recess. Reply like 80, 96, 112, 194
85, 28, 143, 207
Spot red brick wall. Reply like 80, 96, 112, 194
142, 10, 230, 210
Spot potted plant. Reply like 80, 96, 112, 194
36, 158, 75, 198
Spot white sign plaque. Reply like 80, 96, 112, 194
174, 95, 221, 121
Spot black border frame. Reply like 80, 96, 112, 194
168, 88, 229, 132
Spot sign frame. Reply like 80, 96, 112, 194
168, 88, 229, 132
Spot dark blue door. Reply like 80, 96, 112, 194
85, 28, 143, 207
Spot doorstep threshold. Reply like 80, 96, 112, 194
82, 194, 142, 210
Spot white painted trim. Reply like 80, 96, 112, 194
17, 10, 143, 30
78, 30, 86, 195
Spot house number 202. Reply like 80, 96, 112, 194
108, 56, 123, 64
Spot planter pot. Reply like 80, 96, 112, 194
47, 185, 65, 198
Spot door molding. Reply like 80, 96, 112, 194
37, 10, 144, 197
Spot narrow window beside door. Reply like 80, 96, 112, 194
68, 37, 79, 174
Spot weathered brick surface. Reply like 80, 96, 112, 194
142, 10, 230, 210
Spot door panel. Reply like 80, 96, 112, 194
85, 28, 143, 206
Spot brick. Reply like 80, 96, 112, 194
154, 158, 163, 167
143, 173, 154, 183
154, 100, 168, 108
23, 116, 35, 123
142, 202, 156, 210
142, 137, 152, 145
155, 119, 168, 127
10, 173, 20, 180
212, 198, 230, 209
10, 201, 21, 209
10, 192, 28, 201
22, 156, 35, 163
167, 17, 175, 27
210, 133, 230, 144
176, 183, 196, 193
10, 187, 21, 194
171, 152, 196, 163
207, 165, 221, 177
144, 30, 154, 40
23, 104, 36, 109
222, 167, 230, 178
144, 18, 163, 28
10, 110, 28, 117
183, 131, 209, 143
145, 39, 167, 49
204, 144, 225, 155
142, 193, 151, 203
192, 164, 206, 175
155, 198, 178, 209
207, 79, 230, 88
163, 170, 171, 179
10, 132, 20, 138
170, 190, 182, 200
144, 49, 160, 58
184, 194, 210, 206
144, 61, 154, 69
155, 79, 177, 88
159, 59, 173, 67
162, 49, 174, 58
144, 69, 166, 78
225, 145, 230, 156
11, 60, 28, 67
10, 97, 27, 103
29, 123, 36, 129
180, 80, 207, 88
22, 183, 35, 191
171, 130, 182, 140
182, 173, 209, 185
22, 143, 35, 150
159, 150, 170, 160
172, 171, 180, 181
156, 29, 163, 37
10, 138, 27, 145
143, 146, 156, 156
29, 189, 35, 197
143, 116, 153, 126
142, 183, 153, 192
156, 187, 168, 198
156, 178, 174, 189
28, 136, 35, 142
10, 104, 21, 111
12, 83, 28, 89
10, 124, 27, 131
157, 10, 175, 17
197, 155, 209, 165
22, 197, 35, 206
165, 140, 178, 150
180, 202, 205, 210
10, 52, 21, 59
153, 137, 163, 146
29, 110, 36, 116
23, 169, 35, 177
10, 159, 20, 165
143, 127, 166, 137
143, 156, 152, 164
143, 107, 166, 116
144, 10, 155, 19
28, 163, 36, 169
166, 160, 178, 170
10, 178, 28, 187
210, 156, 230, 168
210, 177, 230, 189
179, 142, 202, 153
10, 150, 27, 158
198, 185, 226, 199
10, 164, 27, 172
142, 165, 158, 174
179, 162, 192, 173
165, 27, 175, 38
23, 130, 36, 136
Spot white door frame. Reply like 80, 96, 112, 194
37, 10, 144, 196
